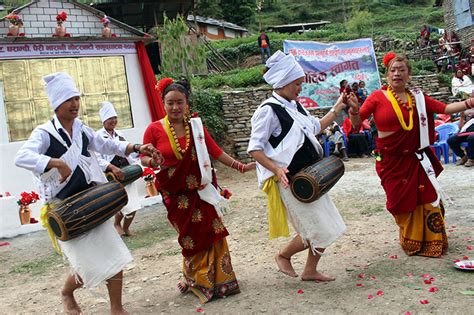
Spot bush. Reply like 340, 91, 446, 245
411, 59, 436, 75
192, 66, 265, 89
190, 90, 225, 140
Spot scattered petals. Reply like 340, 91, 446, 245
448, 229, 454, 232
0, 242, 10, 247
376, 290, 384, 296
196, 308, 205, 313
358, 273, 366, 279
467, 246, 472, 250
370, 275, 377, 280
421, 273, 431, 278
451, 225, 456, 228
453, 259, 461, 263
465, 237, 472, 241
389, 255, 398, 259
420, 299, 429, 304
429, 277, 436, 282
297, 289, 304, 294
367, 294, 374, 299
356, 283, 364, 287
428, 287, 439, 292
404, 312, 412, 315
424, 280, 432, 285
463, 256, 470, 260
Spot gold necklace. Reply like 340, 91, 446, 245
168, 119, 190, 154
387, 86, 415, 131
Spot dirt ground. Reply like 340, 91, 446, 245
0, 158, 473, 314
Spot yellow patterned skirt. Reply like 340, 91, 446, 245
394, 203, 448, 257
183, 238, 240, 303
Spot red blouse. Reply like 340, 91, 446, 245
143, 120, 223, 167
360, 90, 447, 132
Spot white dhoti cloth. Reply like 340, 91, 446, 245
58, 219, 133, 288
278, 183, 346, 252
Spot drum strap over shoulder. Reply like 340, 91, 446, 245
263, 101, 320, 175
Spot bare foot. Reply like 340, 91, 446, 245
62, 293, 82, 315
177, 281, 189, 294
123, 230, 134, 237
275, 252, 298, 278
301, 271, 336, 282
114, 224, 125, 236
110, 307, 129, 315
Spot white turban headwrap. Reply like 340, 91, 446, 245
43, 72, 81, 111
263, 50, 305, 89
99, 101, 118, 123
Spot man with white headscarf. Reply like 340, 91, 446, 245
14, 72, 162, 314
96, 101, 142, 236
248, 51, 347, 282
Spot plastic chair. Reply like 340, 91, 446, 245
432, 123, 459, 163
321, 134, 330, 157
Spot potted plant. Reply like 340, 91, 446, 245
17, 191, 39, 225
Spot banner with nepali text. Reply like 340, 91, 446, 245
284, 38, 381, 108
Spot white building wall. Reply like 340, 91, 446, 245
0, 0, 136, 38
0, 52, 152, 198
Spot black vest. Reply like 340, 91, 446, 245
44, 121, 93, 200
263, 102, 321, 176
104, 134, 130, 168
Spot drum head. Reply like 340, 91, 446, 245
47, 211, 69, 241
291, 176, 318, 203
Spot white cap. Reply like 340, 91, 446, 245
43, 72, 81, 111
99, 101, 117, 123
263, 50, 305, 89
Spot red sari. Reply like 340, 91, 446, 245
143, 120, 239, 302
360, 90, 448, 257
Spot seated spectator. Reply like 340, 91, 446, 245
451, 69, 474, 97
357, 80, 368, 104
352, 82, 362, 105
420, 25, 430, 48
447, 109, 474, 167
339, 79, 349, 93
457, 59, 472, 76
323, 122, 349, 161
342, 117, 371, 158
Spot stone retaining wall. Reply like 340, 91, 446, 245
222, 74, 452, 161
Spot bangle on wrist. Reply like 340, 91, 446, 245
133, 144, 141, 153
349, 108, 360, 115
465, 99, 473, 109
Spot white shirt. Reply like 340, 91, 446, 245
451, 75, 474, 96
247, 92, 321, 153
95, 128, 139, 172
15, 116, 129, 177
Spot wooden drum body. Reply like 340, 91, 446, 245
290, 156, 345, 203
106, 164, 143, 186
47, 181, 128, 241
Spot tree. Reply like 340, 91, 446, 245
156, 14, 207, 78
346, 9, 373, 37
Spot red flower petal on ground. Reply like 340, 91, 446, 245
358, 273, 365, 279
463, 256, 469, 260
420, 300, 429, 304
356, 283, 364, 287
0, 242, 10, 247
448, 229, 454, 232
464, 237, 471, 241
196, 308, 205, 313
404, 312, 412, 315
453, 259, 461, 263
389, 255, 398, 259
429, 277, 435, 282
367, 294, 374, 299
424, 280, 432, 285
451, 225, 456, 228
421, 273, 431, 278
370, 275, 377, 280
467, 246, 472, 250
297, 289, 304, 294
428, 287, 439, 292
406, 272, 414, 277
376, 290, 384, 296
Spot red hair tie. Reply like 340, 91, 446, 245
383, 52, 396, 68
155, 77, 174, 95
56, 11, 68, 22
